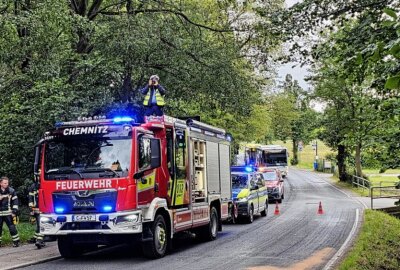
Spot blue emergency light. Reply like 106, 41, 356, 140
245, 166, 253, 172
102, 205, 113, 212
113, 116, 135, 123
55, 207, 65, 214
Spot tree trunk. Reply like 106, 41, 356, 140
120, 71, 133, 103
292, 139, 299, 165
355, 143, 363, 177
337, 144, 347, 182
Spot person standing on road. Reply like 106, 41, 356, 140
140, 75, 166, 117
0, 176, 20, 247
28, 179, 45, 248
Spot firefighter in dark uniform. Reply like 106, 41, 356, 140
140, 75, 166, 117
28, 180, 45, 248
0, 176, 20, 247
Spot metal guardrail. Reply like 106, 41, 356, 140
351, 175, 371, 196
351, 175, 400, 209
371, 184, 400, 209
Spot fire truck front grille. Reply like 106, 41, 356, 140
52, 189, 117, 214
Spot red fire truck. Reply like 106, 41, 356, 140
34, 115, 233, 258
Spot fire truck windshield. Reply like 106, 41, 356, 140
44, 137, 132, 180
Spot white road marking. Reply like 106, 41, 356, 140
323, 208, 361, 270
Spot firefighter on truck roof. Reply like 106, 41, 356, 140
0, 176, 20, 247
28, 177, 45, 248
140, 75, 166, 117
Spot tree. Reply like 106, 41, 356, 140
269, 74, 318, 165
0, 0, 283, 189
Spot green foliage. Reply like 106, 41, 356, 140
269, 74, 320, 164
0, 0, 283, 191
1, 222, 35, 245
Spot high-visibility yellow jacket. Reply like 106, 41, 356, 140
140, 85, 166, 106
28, 182, 40, 214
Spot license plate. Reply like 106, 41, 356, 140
72, 214, 96, 222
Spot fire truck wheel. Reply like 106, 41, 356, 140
260, 201, 268, 217
57, 236, 84, 258
197, 206, 218, 241
247, 205, 254, 223
142, 214, 168, 259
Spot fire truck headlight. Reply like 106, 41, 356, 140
40, 217, 56, 225
115, 214, 139, 225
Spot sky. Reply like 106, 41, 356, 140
278, 0, 325, 111
277, 0, 310, 90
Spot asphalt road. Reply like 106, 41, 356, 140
22, 169, 363, 270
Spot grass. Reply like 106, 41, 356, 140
272, 140, 334, 169
368, 175, 400, 187
333, 174, 400, 198
363, 169, 400, 175
339, 210, 400, 270
1, 222, 35, 245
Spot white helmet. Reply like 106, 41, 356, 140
150, 75, 160, 82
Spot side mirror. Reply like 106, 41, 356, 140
133, 171, 144, 180
33, 145, 41, 176
150, 138, 161, 168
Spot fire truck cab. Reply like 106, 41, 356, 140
34, 115, 233, 259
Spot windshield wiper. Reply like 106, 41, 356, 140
82, 167, 120, 178
46, 168, 83, 179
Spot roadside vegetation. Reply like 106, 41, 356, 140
273, 140, 333, 169
272, 0, 400, 182
1, 223, 34, 246
339, 210, 400, 270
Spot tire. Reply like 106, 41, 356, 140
142, 214, 168, 259
260, 201, 268, 217
197, 207, 218, 241
246, 205, 254, 223
57, 236, 84, 259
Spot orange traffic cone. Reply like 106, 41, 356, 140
274, 201, 280, 215
317, 201, 324, 215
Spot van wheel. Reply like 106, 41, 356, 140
58, 236, 84, 259
260, 201, 268, 217
247, 206, 254, 223
197, 207, 218, 241
142, 214, 168, 259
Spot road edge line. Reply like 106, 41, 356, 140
323, 208, 361, 270
5, 255, 62, 270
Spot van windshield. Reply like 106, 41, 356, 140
232, 174, 249, 189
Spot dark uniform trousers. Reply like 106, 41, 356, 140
0, 215, 19, 244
